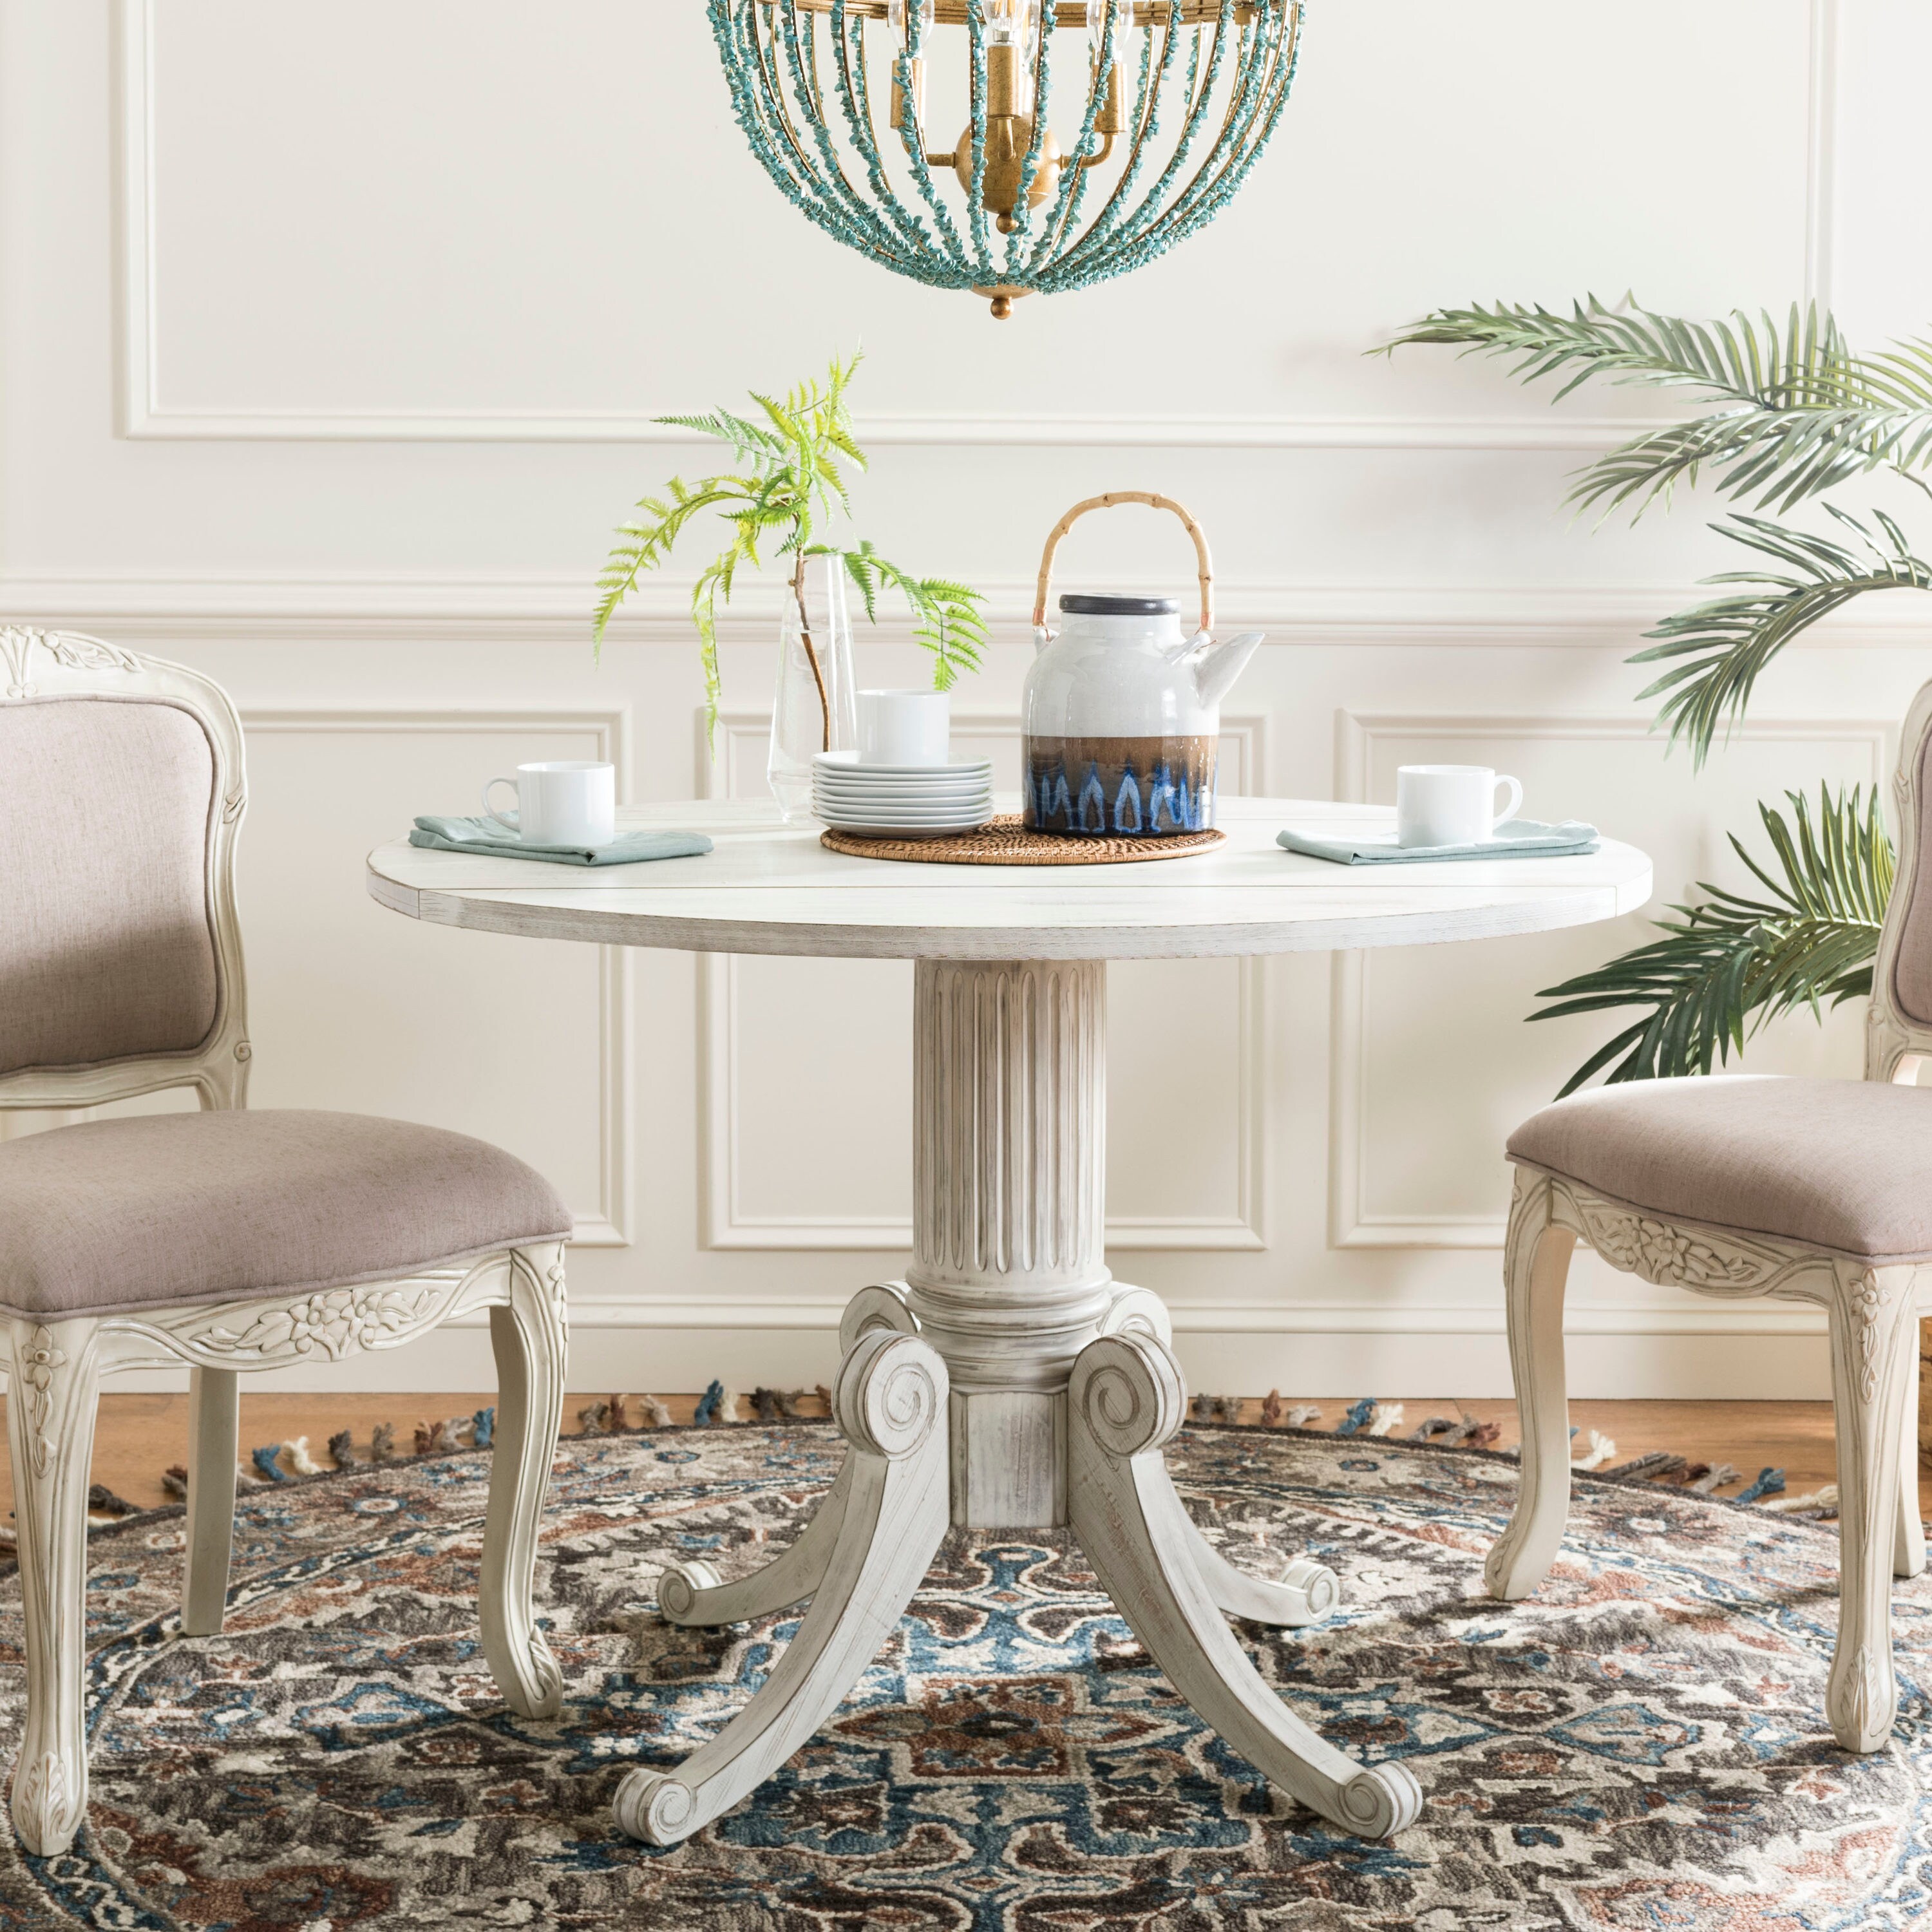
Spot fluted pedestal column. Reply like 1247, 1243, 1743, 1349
906, 958, 1113, 1527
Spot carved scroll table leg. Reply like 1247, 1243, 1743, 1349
661, 1465, 853, 1627
615, 1331, 950, 1847
1485, 1173, 1579, 1600
659, 1283, 913, 1627
1068, 1332, 1423, 1839
182, 1365, 239, 1636
1188, 1531, 1340, 1628
5, 1318, 102, 1857
478, 1244, 567, 1720
1100, 1286, 1340, 1626
1824, 1264, 1918, 1751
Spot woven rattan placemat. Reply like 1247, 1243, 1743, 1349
820, 813, 1226, 866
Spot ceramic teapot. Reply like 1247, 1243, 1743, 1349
1022, 492, 1264, 837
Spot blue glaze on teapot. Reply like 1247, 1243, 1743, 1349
1021, 592, 1264, 837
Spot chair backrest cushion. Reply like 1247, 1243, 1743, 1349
1893, 726, 1932, 1029
0, 696, 220, 1077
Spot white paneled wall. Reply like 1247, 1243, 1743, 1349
4, 1, 1930, 1396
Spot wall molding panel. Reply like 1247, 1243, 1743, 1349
1806, 0, 1840, 313
243, 706, 635, 1250
110, 1, 1835, 451
1327, 708, 1892, 1254
110, 0, 1714, 454
441, 1293, 1828, 1338
10, 574, 1932, 649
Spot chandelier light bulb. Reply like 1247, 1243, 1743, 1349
1086, 0, 1137, 55
985, 0, 1036, 48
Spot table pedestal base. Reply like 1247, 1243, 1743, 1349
612, 960, 1421, 1846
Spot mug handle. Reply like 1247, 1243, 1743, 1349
1492, 774, 1524, 831
482, 776, 520, 831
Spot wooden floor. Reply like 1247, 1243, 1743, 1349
0, 1390, 1922, 1519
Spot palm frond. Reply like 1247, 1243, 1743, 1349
1530, 786, 1893, 1095
1386, 298, 1932, 522
1573, 402, 1932, 520
1631, 508, 1932, 763
1382, 297, 1857, 405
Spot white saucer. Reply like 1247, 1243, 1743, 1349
815, 771, 992, 790
819, 809, 992, 828
814, 781, 992, 804
815, 784, 993, 806
818, 798, 994, 822
813, 752, 992, 780
823, 816, 993, 840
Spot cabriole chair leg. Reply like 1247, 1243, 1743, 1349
478, 1243, 569, 1719
1484, 1182, 1578, 1602
5, 1318, 102, 1858
1824, 1264, 1919, 1752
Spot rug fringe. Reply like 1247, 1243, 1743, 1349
1761, 1483, 1839, 1519
133, 1379, 1870, 1528
1193, 1395, 1841, 1514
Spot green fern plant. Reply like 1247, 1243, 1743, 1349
592, 352, 988, 746
1385, 298, 1932, 1090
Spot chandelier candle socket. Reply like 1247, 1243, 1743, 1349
708, 0, 1305, 316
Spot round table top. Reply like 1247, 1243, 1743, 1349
366, 797, 1651, 961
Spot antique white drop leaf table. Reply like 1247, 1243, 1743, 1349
367, 795, 1651, 1845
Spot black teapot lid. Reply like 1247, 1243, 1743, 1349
1059, 592, 1181, 616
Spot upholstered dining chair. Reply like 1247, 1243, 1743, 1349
1487, 676, 1932, 1756
0, 625, 571, 1857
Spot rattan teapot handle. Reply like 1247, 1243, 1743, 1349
1032, 491, 1215, 638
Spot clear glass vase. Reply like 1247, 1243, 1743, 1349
768, 553, 857, 820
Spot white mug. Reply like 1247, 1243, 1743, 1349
483, 761, 616, 846
858, 688, 950, 767
1396, 764, 1523, 848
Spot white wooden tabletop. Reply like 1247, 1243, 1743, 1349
366, 796, 1652, 961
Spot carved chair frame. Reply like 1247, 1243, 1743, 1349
1489, 674, 1932, 1757
0, 627, 569, 1857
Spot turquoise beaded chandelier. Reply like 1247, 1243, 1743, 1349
708, 0, 1305, 317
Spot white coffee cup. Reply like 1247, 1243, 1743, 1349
857, 689, 950, 767
1396, 764, 1524, 849
483, 761, 616, 846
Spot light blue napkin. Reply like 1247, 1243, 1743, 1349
410, 815, 712, 867
1278, 818, 1599, 865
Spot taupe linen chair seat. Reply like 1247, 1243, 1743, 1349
0, 1110, 572, 1320
1508, 1074, 1932, 1263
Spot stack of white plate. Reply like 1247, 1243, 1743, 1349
813, 751, 994, 840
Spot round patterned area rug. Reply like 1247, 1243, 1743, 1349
0, 1423, 1929, 1930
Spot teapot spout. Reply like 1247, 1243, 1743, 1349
1182, 629, 1265, 710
